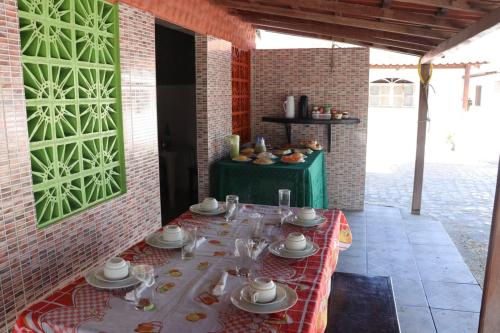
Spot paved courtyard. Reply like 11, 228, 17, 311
365, 159, 498, 286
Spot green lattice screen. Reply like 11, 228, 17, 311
18, 0, 126, 228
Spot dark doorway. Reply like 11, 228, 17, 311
155, 21, 197, 224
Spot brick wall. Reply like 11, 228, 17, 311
0, 3, 161, 331
195, 35, 233, 200
251, 48, 369, 210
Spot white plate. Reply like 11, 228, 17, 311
240, 284, 287, 306
231, 283, 298, 314
268, 240, 319, 259
189, 204, 226, 216
280, 158, 305, 164
253, 159, 276, 165
232, 157, 252, 163
145, 232, 187, 249
85, 267, 139, 290
287, 215, 326, 227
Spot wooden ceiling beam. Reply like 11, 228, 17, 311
214, 0, 452, 39
421, 6, 500, 63
250, 19, 430, 53
394, 0, 493, 13
240, 12, 440, 47
235, 0, 471, 30
255, 25, 424, 55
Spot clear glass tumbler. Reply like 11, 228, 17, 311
131, 264, 156, 311
249, 212, 263, 240
279, 189, 291, 211
279, 189, 291, 226
181, 225, 197, 260
225, 194, 239, 222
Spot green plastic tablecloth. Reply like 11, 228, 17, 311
212, 151, 328, 208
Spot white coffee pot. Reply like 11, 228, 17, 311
283, 96, 295, 119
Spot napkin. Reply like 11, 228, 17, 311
185, 236, 207, 252
233, 239, 268, 259
233, 238, 248, 257
125, 284, 145, 302
212, 271, 228, 296
251, 240, 268, 260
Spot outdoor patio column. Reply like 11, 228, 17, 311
411, 63, 431, 215
479, 158, 500, 333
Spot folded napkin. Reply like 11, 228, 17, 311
185, 236, 207, 252
125, 284, 145, 302
251, 240, 268, 260
233, 238, 248, 257
212, 271, 228, 296
233, 239, 268, 259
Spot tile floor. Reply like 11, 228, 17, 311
339, 205, 483, 333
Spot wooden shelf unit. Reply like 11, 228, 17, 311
261, 117, 361, 152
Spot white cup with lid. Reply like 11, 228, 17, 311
285, 232, 307, 251
246, 277, 277, 303
103, 257, 130, 280
298, 207, 316, 221
200, 197, 219, 211
162, 225, 183, 242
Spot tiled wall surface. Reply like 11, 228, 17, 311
251, 48, 369, 210
0, 3, 161, 331
195, 35, 232, 200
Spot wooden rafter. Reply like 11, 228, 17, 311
394, 0, 492, 13
421, 6, 500, 63
253, 22, 428, 54
254, 26, 424, 55
215, 0, 453, 39
242, 13, 439, 47
370, 62, 485, 68
254, 0, 471, 30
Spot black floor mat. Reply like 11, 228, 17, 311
326, 272, 400, 333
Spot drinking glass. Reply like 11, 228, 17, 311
249, 212, 263, 240
234, 238, 256, 278
181, 225, 197, 260
225, 194, 239, 222
131, 264, 156, 311
279, 189, 291, 211
279, 189, 291, 225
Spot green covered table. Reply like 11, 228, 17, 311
212, 151, 328, 208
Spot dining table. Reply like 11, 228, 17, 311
212, 151, 328, 209
13, 204, 352, 333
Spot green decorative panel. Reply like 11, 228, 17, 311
18, 0, 126, 228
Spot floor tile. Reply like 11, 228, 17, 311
417, 259, 477, 284
411, 244, 464, 263
391, 277, 428, 307
368, 258, 420, 281
397, 305, 436, 333
366, 206, 402, 219
407, 229, 454, 246
367, 237, 413, 251
368, 249, 415, 266
367, 228, 408, 243
336, 255, 367, 275
423, 281, 482, 312
343, 241, 366, 257
431, 308, 479, 333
